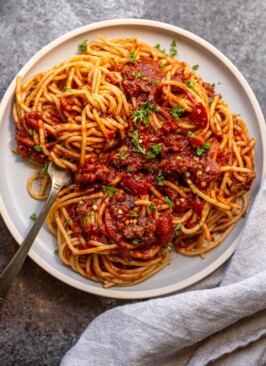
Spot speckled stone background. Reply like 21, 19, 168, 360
0, 1, 265, 365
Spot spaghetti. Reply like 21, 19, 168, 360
13, 36, 256, 287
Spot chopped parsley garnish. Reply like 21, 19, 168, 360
63, 87, 71, 92
79, 40, 87, 52
160, 61, 167, 68
148, 203, 157, 213
174, 224, 182, 236
146, 151, 156, 159
171, 104, 185, 121
85, 213, 92, 219
119, 147, 126, 160
127, 166, 133, 173
151, 144, 162, 155
192, 64, 199, 71
130, 211, 138, 217
65, 217, 71, 224
170, 40, 177, 57
129, 51, 137, 62
30, 213, 37, 222
136, 72, 143, 78
132, 101, 157, 126
131, 130, 146, 154
34, 145, 42, 152
41, 163, 49, 174
54, 249, 59, 255
146, 144, 162, 159
152, 80, 158, 86
165, 196, 174, 208
185, 80, 195, 89
195, 142, 211, 156
154, 43, 166, 54
102, 185, 116, 197
27, 129, 35, 137
147, 166, 154, 173
188, 131, 196, 138
157, 171, 165, 185
132, 238, 140, 245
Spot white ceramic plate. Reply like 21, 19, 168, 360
0, 19, 265, 299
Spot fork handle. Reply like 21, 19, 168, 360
0, 181, 62, 307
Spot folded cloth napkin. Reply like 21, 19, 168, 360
61, 179, 266, 366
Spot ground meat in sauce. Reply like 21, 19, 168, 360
16, 57, 255, 252
123, 224, 145, 239
119, 59, 165, 97
124, 217, 157, 245
229, 171, 256, 193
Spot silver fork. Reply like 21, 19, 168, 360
0, 162, 72, 306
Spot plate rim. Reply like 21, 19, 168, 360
0, 18, 265, 299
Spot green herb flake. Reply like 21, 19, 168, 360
130, 211, 138, 217
27, 129, 35, 137
65, 217, 71, 224
102, 185, 116, 197
157, 171, 165, 186
136, 72, 143, 78
33, 145, 42, 152
30, 213, 37, 222
54, 249, 59, 255
85, 213, 92, 219
132, 100, 157, 126
146, 144, 162, 160
152, 80, 158, 86
165, 196, 174, 208
195, 142, 211, 156
174, 224, 182, 237
152, 144, 162, 155
41, 163, 49, 174
171, 104, 185, 121
79, 40, 87, 53
148, 203, 157, 213
129, 51, 137, 62
154, 44, 166, 54
160, 61, 167, 68
147, 166, 154, 174
146, 151, 156, 159
170, 40, 177, 57
188, 131, 196, 138
185, 80, 195, 89
132, 238, 140, 245
131, 130, 146, 154
127, 166, 133, 173
63, 86, 71, 92
192, 64, 199, 71
119, 147, 127, 160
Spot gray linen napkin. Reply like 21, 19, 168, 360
61, 179, 266, 366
